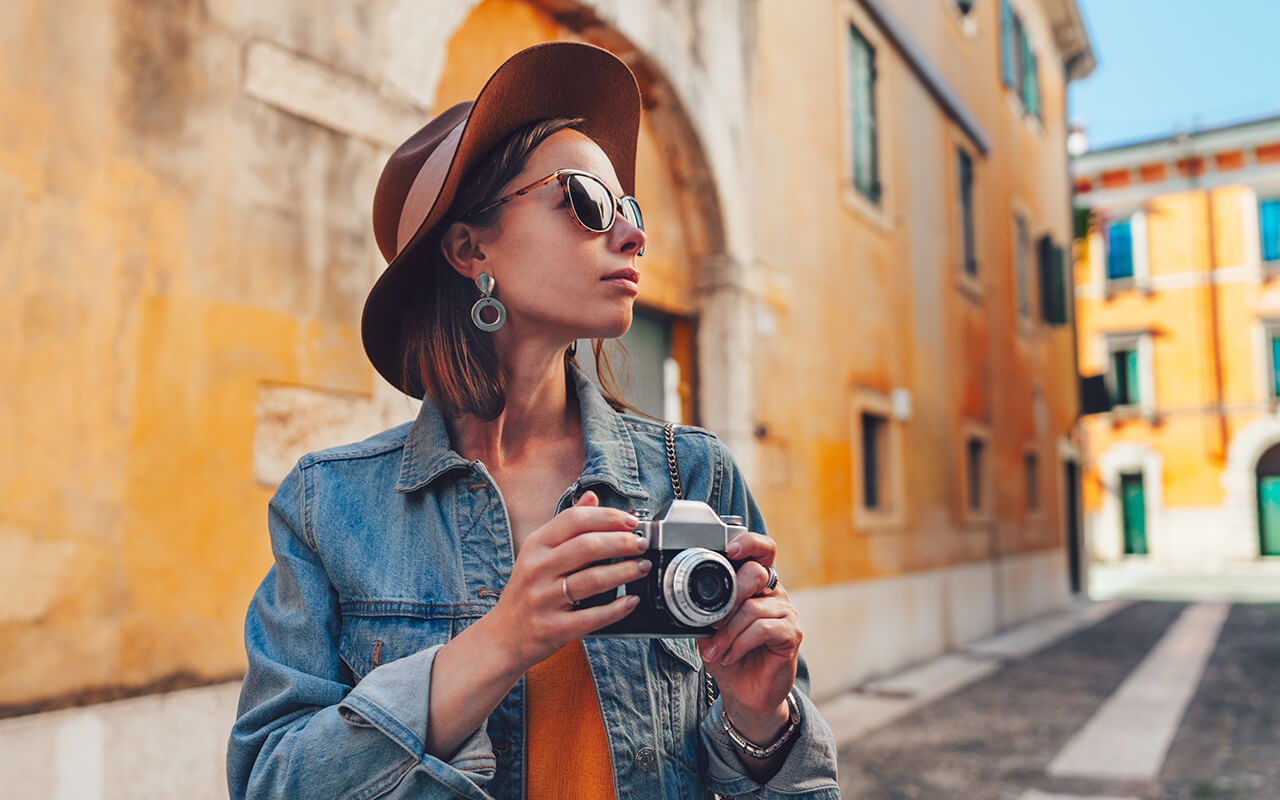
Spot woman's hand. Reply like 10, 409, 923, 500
488, 490, 646, 672
695, 531, 802, 743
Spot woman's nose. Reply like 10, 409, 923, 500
613, 213, 647, 256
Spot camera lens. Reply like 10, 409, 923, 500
690, 563, 733, 610
662, 548, 736, 628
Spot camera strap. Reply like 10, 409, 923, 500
664, 423, 721, 711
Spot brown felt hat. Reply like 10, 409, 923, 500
363, 41, 642, 398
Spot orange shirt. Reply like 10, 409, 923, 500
525, 639, 617, 799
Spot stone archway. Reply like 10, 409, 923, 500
1225, 416, 1280, 560
1256, 443, 1280, 556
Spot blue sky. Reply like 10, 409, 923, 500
1067, 0, 1280, 150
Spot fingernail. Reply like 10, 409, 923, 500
636, 536, 649, 552
727, 541, 741, 557
636, 559, 652, 574
705, 644, 718, 662
625, 515, 639, 527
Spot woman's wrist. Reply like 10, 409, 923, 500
721, 694, 792, 747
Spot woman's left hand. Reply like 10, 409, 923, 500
695, 531, 802, 740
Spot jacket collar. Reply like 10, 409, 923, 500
396, 363, 650, 501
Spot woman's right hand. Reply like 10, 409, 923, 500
488, 490, 648, 671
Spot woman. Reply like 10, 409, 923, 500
227, 41, 839, 799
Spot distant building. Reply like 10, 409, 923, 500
1072, 113, 1280, 565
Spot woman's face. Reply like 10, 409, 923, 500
467, 129, 647, 346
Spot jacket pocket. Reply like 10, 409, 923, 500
338, 601, 455, 680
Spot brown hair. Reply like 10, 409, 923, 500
398, 117, 641, 421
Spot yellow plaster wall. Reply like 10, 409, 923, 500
746, 0, 1079, 585
1076, 183, 1271, 514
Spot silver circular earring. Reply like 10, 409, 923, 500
471, 272, 506, 332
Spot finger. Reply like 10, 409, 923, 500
564, 593, 640, 637
551, 530, 648, 574
716, 560, 772, 623
701, 596, 789, 661
725, 531, 776, 565
563, 557, 652, 602
719, 617, 802, 666
538, 501, 640, 548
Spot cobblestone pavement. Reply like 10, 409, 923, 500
836, 601, 1280, 799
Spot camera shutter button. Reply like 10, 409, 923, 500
722, 515, 744, 526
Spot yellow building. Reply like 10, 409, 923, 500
1072, 113, 1280, 566
0, 0, 1092, 790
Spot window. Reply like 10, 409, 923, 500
861, 412, 889, 510
1000, 1, 1040, 118
1110, 346, 1140, 406
852, 389, 904, 529
1015, 213, 1032, 320
1024, 451, 1039, 511
1037, 234, 1069, 325
1106, 219, 1134, 280
959, 149, 977, 276
1272, 330, 1280, 399
848, 25, 880, 203
1260, 197, 1280, 263
1264, 319, 1280, 400
966, 437, 986, 512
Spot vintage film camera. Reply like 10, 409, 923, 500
577, 499, 747, 638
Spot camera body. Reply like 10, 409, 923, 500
578, 499, 747, 638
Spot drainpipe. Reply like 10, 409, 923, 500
1178, 130, 1229, 462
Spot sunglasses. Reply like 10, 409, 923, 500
465, 168, 645, 256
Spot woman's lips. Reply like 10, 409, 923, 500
602, 268, 640, 284
602, 268, 640, 295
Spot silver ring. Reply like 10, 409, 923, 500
562, 576, 575, 606
764, 565, 778, 593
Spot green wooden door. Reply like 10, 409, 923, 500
1120, 473, 1148, 555
1258, 476, 1280, 556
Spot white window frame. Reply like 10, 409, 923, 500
1254, 317, 1280, 408
1097, 331, 1156, 420
851, 388, 905, 531
1097, 209, 1151, 297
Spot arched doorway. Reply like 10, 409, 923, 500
1257, 443, 1280, 556
432, 0, 726, 425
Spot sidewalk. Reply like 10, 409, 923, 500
828, 594, 1280, 799
817, 596, 1131, 748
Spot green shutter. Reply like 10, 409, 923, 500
1272, 335, 1280, 398
1121, 474, 1148, 555
849, 25, 879, 203
1125, 350, 1140, 404
1000, 0, 1014, 87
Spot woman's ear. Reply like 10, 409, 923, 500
439, 221, 488, 280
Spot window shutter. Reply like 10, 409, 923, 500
1000, 0, 1014, 87
1260, 198, 1280, 262
1051, 244, 1068, 324
1027, 51, 1041, 119
1037, 235, 1054, 322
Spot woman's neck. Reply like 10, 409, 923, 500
446, 344, 581, 469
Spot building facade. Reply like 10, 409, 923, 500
0, 0, 1092, 793
1073, 113, 1280, 566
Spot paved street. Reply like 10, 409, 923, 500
831, 600, 1280, 799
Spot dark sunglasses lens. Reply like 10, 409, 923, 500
567, 174, 614, 232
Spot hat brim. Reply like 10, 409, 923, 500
361, 41, 642, 399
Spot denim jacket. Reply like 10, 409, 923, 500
227, 366, 841, 799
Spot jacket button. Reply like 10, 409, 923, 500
634, 747, 656, 771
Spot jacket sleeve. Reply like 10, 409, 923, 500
696, 435, 842, 799
226, 463, 498, 800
